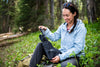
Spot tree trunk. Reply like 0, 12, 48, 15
43, 0, 49, 26
7, 4, 10, 32
50, 0, 54, 29
0, 39, 21, 47
27, 0, 49, 32
79, 0, 86, 20
86, 0, 96, 23
57, 0, 62, 24
0, 0, 11, 33
37, 0, 49, 28
0, 32, 28, 42
95, 0, 100, 18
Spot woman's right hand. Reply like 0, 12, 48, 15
38, 26, 47, 31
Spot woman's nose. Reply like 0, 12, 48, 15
63, 16, 67, 20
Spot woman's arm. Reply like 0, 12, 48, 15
59, 26, 87, 61
39, 25, 62, 41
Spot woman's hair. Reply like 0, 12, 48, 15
63, 2, 79, 33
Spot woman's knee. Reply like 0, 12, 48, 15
34, 42, 43, 51
36, 42, 43, 47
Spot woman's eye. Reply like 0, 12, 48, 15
66, 15, 69, 17
64, 15, 68, 16
62, 14, 69, 17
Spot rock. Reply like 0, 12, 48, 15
16, 54, 54, 67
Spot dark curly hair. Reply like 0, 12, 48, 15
63, 2, 79, 33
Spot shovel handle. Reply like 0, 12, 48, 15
40, 28, 45, 35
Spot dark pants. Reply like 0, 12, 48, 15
30, 42, 79, 67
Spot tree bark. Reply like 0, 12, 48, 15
57, 0, 62, 24
0, 0, 13, 33
50, 0, 54, 29
79, 0, 86, 20
95, 0, 100, 18
0, 39, 21, 47
0, 32, 28, 42
43, 0, 49, 26
0, 32, 13, 37
86, 0, 96, 23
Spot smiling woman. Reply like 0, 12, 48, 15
62, 2, 79, 33
30, 2, 87, 67
62, 8, 76, 31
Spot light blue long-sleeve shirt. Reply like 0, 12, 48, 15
44, 19, 87, 61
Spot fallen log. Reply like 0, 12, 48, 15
0, 32, 28, 42
0, 32, 13, 37
0, 39, 21, 47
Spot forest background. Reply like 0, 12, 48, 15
0, 0, 100, 33
0, 0, 100, 67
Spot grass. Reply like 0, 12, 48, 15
0, 22, 100, 67
0, 31, 41, 67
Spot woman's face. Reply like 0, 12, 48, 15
62, 8, 76, 24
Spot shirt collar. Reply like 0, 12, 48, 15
63, 22, 74, 32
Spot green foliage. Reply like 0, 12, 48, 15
0, 0, 16, 33
79, 22, 100, 67
0, 22, 100, 67
82, 17, 88, 24
0, 31, 40, 67
37, 64, 44, 67
97, 17, 100, 22
56, 63, 61, 67
15, 0, 33, 31
66, 62, 76, 67
69, 51, 76, 57
15, 0, 48, 32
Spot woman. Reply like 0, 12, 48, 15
30, 2, 87, 67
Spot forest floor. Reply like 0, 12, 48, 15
0, 22, 100, 67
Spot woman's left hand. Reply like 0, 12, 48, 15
50, 56, 60, 63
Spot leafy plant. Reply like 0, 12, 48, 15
0, 22, 100, 67
56, 63, 61, 67
66, 62, 76, 67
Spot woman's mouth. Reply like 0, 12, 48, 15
65, 20, 69, 22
